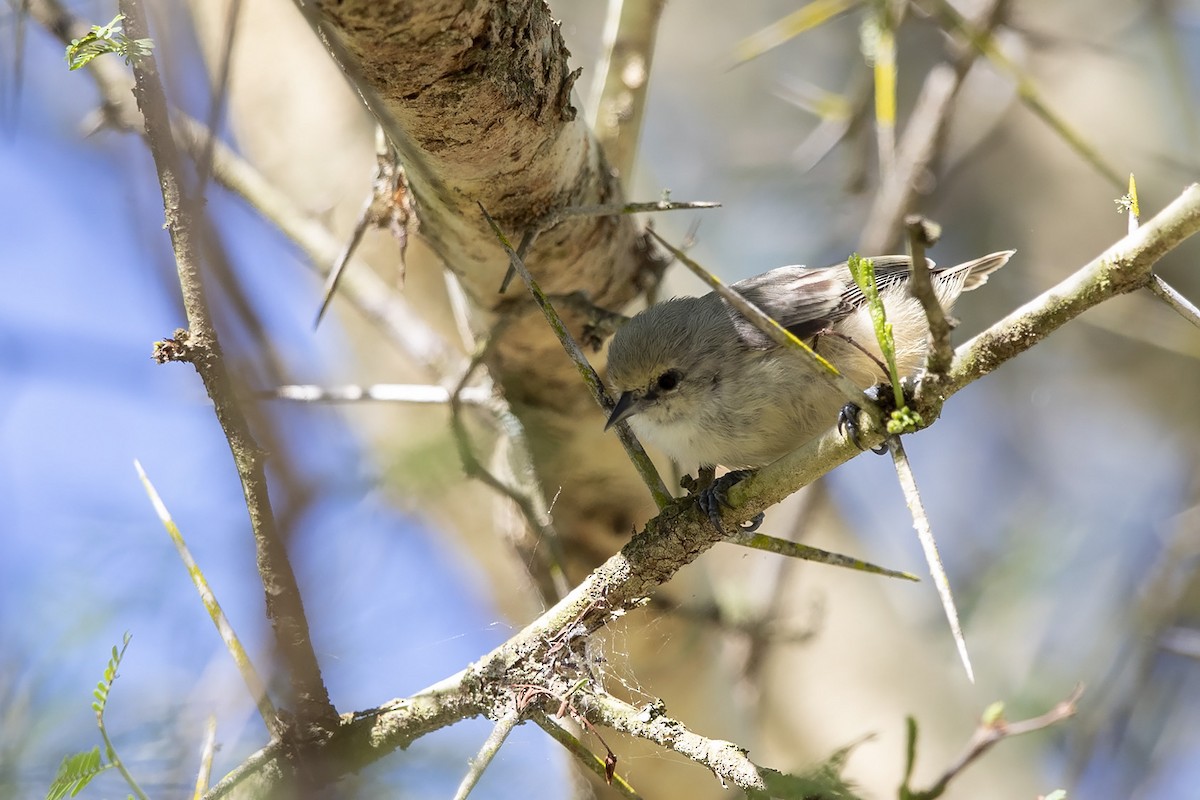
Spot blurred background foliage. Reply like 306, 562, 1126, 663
3, 0, 1200, 798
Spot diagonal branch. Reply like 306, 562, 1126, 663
120, 0, 337, 736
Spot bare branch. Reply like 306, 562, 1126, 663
134, 462, 279, 732
908, 686, 1082, 798
193, 715, 218, 800
120, 0, 336, 735
904, 215, 955, 400
1147, 274, 1200, 330
453, 709, 520, 800
946, 185, 1200, 395
531, 711, 642, 798
265, 383, 491, 404
581, 691, 774, 792
888, 438, 974, 683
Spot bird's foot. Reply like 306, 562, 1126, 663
838, 385, 889, 454
690, 469, 764, 535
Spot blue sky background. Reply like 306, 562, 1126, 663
0, 15, 567, 800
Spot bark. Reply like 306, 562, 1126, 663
298, 0, 662, 560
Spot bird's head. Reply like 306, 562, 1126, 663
604, 298, 721, 431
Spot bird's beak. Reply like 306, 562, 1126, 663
604, 391, 638, 431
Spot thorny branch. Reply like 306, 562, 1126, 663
120, 0, 337, 750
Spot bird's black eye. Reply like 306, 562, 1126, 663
656, 370, 680, 391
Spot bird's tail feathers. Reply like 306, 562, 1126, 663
944, 250, 1016, 292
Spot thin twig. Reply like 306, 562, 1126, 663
265, 383, 491, 405
1147, 274, 1200, 330
530, 711, 641, 798
905, 215, 955, 400
736, 532, 918, 581
480, 203, 672, 508
908, 686, 1082, 798
498, 199, 720, 293
888, 438, 974, 682
314, 127, 413, 328
134, 460, 280, 732
193, 715, 218, 800
588, 0, 667, 180
120, 0, 336, 732
452, 709, 520, 800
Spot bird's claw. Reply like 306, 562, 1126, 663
839, 385, 889, 454
838, 403, 887, 453
695, 469, 764, 535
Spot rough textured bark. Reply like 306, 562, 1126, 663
296, 0, 663, 561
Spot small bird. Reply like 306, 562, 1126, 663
605, 251, 1014, 475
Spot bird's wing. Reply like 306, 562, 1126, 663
834, 255, 921, 309
726, 256, 935, 348
726, 265, 850, 347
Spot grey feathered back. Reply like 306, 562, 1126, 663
727, 251, 1014, 349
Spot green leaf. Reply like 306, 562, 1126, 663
45, 747, 110, 800
64, 14, 155, 71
